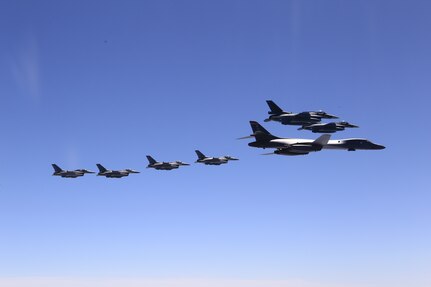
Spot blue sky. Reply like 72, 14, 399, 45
0, 1, 430, 286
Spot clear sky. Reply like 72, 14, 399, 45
0, 1, 430, 287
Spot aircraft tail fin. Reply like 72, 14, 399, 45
52, 164, 63, 173
313, 134, 331, 146
249, 121, 279, 141
96, 164, 107, 173
266, 100, 284, 115
146, 155, 157, 165
195, 150, 206, 159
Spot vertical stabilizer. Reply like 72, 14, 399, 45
249, 121, 279, 141
96, 164, 107, 173
195, 150, 206, 159
146, 156, 157, 165
52, 164, 63, 173
266, 100, 284, 115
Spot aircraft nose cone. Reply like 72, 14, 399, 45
375, 144, 385, 150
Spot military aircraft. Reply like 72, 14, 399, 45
241, 121, 384, 155
96, 164, 139, 178
264, 100, 338, 126
240, 121, 332, 155
52, 164, 95, 178
195, 150, 239, 165
298, 121, 358, 133
146, 155, 189, 170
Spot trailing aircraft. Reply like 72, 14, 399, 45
298, 121, 358, 133
264, 100, 338, 126
96, 164, 139, 178
195, 150, 239, 165
51, 164, 94, 178
241, 121, 384, 155
146, 155, 189, 170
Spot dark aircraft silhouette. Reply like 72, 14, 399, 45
195, 150, 238, 165
146, 155, 189, 170
52, 164, 94, 178
241, 121, 384, 155
96, 164, 139, 178
264, 100, 338, 126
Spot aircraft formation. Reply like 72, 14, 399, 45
240, 100, 385, 156
53, 100, 384, 178
52, 151, 238, 178
264, 100, 358, 133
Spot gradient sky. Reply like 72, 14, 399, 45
0, 1, 430, 287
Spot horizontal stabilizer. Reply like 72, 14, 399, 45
237, 135, 255, 140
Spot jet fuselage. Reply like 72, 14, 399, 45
250, 137, 384, 151
97, 170, 130, 178
148, 162, 186, 170
96, 164, 139, 178
53, 171, 85, 178
196, 157, 228, 165
301, 122, 358, 133
267, 114, 322, 126
324, 139, 385, 151
196, 157, 238, 165
52, 165, 95, 178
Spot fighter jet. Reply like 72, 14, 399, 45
298, 121, 359, 133
146, 155, 190, 170
96, 164, 139, 178
195, 150, 239, 165
52, 164, 95, 178
264, 100, 338, 126
241, 121, 384, 155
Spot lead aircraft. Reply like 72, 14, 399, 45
241, 121, 384, 155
